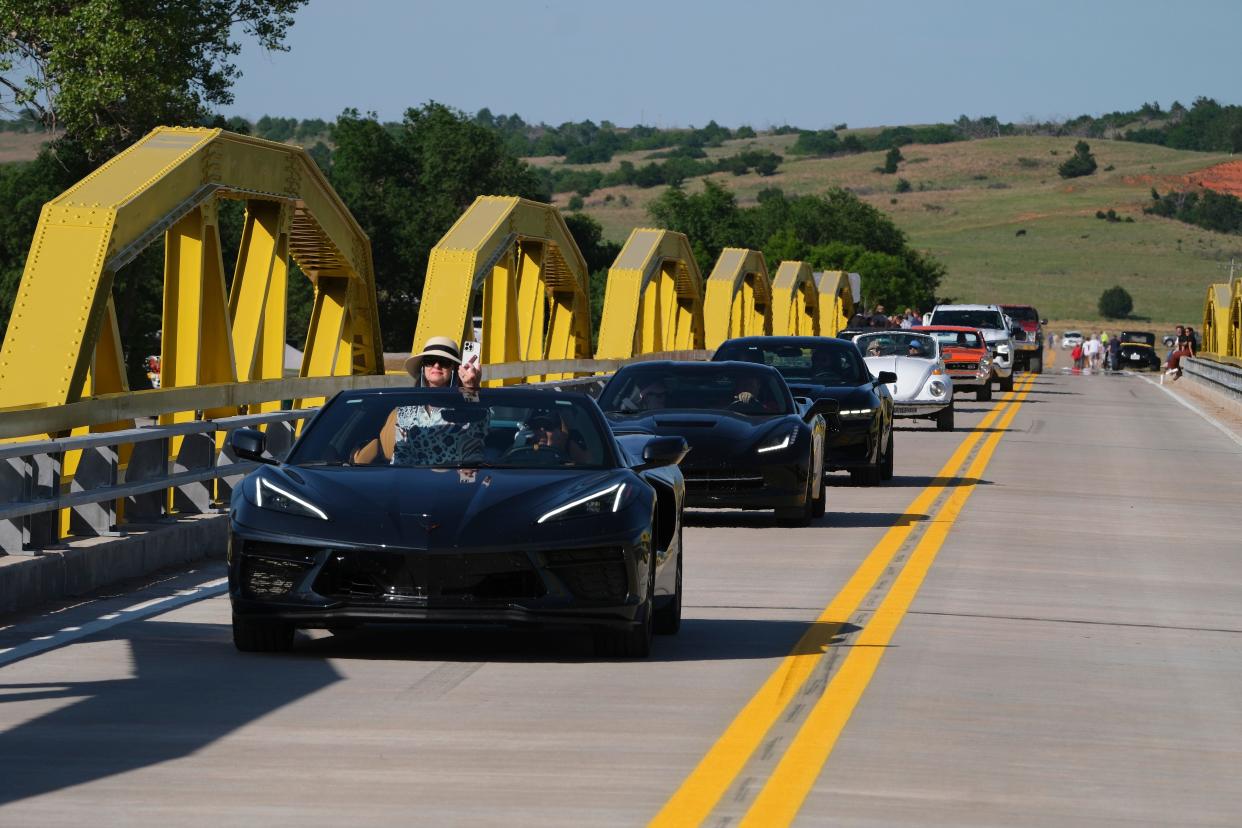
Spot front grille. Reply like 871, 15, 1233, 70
544, 547, 628, 603
683, 469, 766, 493
312, 549, 545, 604
243, 556, 313, 599
946, 361, 979, 371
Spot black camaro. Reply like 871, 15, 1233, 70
227, 388, 688, 658
597, 361, 832, 523
713, 336, 896, 486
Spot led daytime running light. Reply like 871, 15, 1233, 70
256, 477, 328, 520
537, 483, 626, 524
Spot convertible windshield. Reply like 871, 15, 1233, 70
713, 341, 867, 386
855, 332, 938, 359
287, 391, 613, 469
599, 365, 792, 415
1121, 331, 1155, 346
924, 330, 983, 349
932, 309, 1005, 330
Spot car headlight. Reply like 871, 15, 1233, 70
929, 380, 947, 397
255, 477, 329, 521
839, 407, 876, 419
757, 425, 799, 454
996, 343, 1011, 355
979, 355, 992, 367
538, 483, 628, 524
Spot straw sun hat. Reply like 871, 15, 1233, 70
403, 336, 462, 378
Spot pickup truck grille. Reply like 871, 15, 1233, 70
946, 361, 979, 371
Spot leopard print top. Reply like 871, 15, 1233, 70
391, 405, 484, 466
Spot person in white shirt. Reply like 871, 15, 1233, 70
1083, 335, 1102, 371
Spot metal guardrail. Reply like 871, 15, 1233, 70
1181, 356, 1242, 401
0, 350, 711, 556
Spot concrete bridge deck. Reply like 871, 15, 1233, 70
1, 369, 1239, 827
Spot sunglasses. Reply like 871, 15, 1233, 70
423, 357, 456, 369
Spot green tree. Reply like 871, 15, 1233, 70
1058, 141, 1098, 179
1098, 286, 1133, 318
881, 146, 903, 174
0, 0, 307, 164
329, 103, 548, 349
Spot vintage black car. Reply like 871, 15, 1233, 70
1118, 330, 1161, 371
227, 388, 688, 658
597, 361, 832, 523
712, 336, 895, 485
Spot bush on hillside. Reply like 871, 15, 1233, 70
1058, 141, 1098, 178
881, 146, 903, 174
1098, 286, 1133, 318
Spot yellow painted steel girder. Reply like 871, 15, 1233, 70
815, 270, 857, 337
0, 126, 382, 416
771, 261, 820, 337
413, 196, 592, 383
1229, 280, 1242, 358
595, 228, 704, 359
1202, 283, 1232, 356
703, 248, 772, 349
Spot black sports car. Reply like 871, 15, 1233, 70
227, 388, 688, 658
713, 336, 896, 485
1118, 330, 1161, 370
597, 361, 832, 523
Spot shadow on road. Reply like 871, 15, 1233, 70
0, 619, 342, 808
881, 475, 993, 488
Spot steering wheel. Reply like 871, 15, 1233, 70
501, 443, 568, 465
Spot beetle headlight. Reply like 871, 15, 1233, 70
255, 477, 329, 521
757, 425, 799, 454
538, 483, 628, 524
929, 380, 947, 397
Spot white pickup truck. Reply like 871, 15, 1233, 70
925, 304, 1015, 392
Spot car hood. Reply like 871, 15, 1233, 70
939, 346, 986, 362
606, 409, 798, 468
236, 465, 625, 549
862, 356, 942, 401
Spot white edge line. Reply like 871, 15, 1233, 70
0, 578, 228, 669
1130, 371, 1242, 451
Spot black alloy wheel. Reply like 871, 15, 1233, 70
233, 617, 295, 653
976, 383, 992, 402
812, 460, 828, 517
936, 404, 955, 432
777, 468, 816, 525
595, 551, 655, 658
880, 430, 894, 480
654, 526, 682, 636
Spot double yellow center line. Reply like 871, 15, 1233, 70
651, 375, 1035, 827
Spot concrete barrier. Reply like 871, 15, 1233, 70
1182, 357, 1242, 402
0, 513, 226, 615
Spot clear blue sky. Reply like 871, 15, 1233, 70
224, 0, 1242, 129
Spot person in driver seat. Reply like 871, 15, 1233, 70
512, 410, 591, 464
907, 339, 928, 357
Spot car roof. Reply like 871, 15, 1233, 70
932, 304, 1002, 312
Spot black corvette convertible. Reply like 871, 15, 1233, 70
597, 361, 833, 523
227, 388, 688, 658
713, 336, 896, 486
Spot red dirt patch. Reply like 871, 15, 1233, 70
1184, 160, 1242, 197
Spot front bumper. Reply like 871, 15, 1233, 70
681, 459, 806, 509
893, 401, 950, 418
228, 529, 650, 630
947, 372, 988, 389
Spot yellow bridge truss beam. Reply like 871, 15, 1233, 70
1202, 283, 1232, 356
703, 248, 772, 349
413, 196, 592, 384
771, 261, 820, 337
0, 126, 382, 419
816, 270, 857, 337
595, 229, 704, 359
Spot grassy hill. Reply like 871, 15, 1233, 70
554, 135, 1238, 326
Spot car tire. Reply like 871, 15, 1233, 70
1000, 375, 1014, 392
936, 404, 955, 432
849, 466, 881, 486
1029, 353, 1043, 374
812, 467, 827, 517
233, 617, 294, 653
654, 525, 683, 636
595, 553, 654, 658
880, 430, 894, 481
976, 383, 992, 402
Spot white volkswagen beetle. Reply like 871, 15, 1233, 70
853, 331, 955, 431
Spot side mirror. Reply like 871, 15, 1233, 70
876, 371, 898, 385
231, 428, 277, 465
805, 398, 839, 421
636, 435, 689, 470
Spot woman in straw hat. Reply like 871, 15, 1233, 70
351, 336, 483, 465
